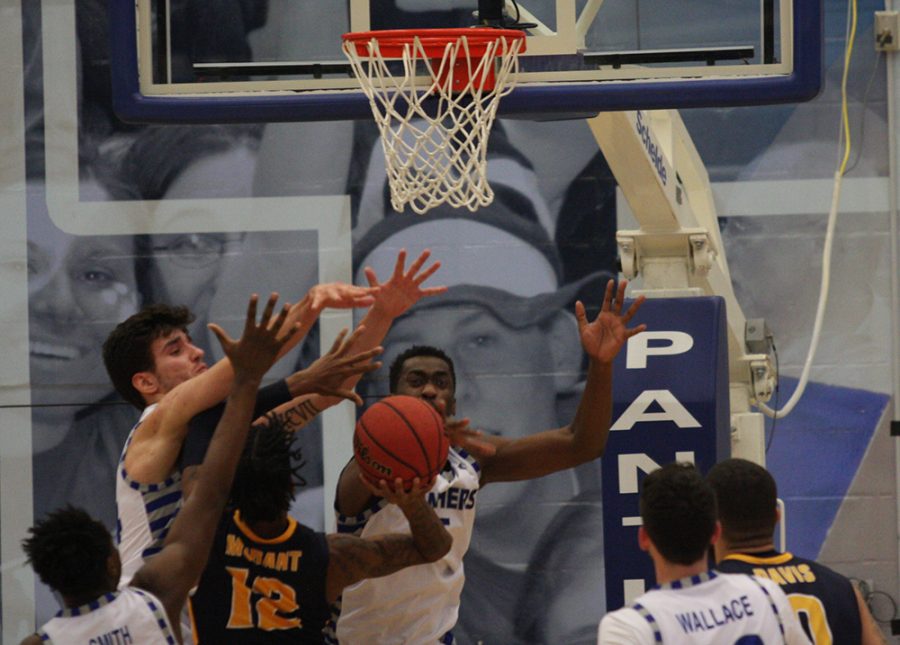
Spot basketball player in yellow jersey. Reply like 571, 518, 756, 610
708, 458, 886, 645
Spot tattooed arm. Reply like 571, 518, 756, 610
324, 477, 452, 603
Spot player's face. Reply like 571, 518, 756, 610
382, 306, 560, 440
148, 329, 208, 394
393, 355, 456, 418
28, 207, 139, 415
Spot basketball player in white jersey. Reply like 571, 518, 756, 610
103, 250, 442, 588
332, 278, 646, 644
21, 293, 334, 644
597, 462, 811, 644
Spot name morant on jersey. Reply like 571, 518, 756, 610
676, 594, 754, 633
427, 487, 477, 510
225, 533, 303, 572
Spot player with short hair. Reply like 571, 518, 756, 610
708, 457, 886, 645
187, 417, 452, 643
332, 278, 646, 644
597, 462, 810, 644
20, 293, 321, 645
103, 282, 379, 587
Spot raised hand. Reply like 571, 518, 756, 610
576, 279, 647, 363
364, 249, 447, 319
305, 282, 378, 313
290, 326, 382, 405
208, 293, 299, 383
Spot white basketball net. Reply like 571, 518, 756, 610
343, 31, 524, 214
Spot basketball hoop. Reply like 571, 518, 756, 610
342, 28, 526, 214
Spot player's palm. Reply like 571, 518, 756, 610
576, 280, 647, 363
210, 292, 295, 381
365, 249, 447, 319
293, 327, 382, 404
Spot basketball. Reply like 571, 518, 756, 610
354, 395, 449, 487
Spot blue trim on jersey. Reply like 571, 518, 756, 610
57, 592, 119, 618
336, 497, 388, 535
439, 630, 456, 644
654, 570, 716, 592
145, 489, 181, 512
746, 575, 786, 637
632, 603, 662, 643
133, 588, 178, 645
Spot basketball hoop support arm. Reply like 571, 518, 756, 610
587, 110, 773, 465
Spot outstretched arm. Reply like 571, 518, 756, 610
325, 477, 451, 603
124, 281, 374, 484
478, 279, 646, 485
130, 294, 299, 630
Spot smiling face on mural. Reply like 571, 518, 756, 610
27, 193, 140, 417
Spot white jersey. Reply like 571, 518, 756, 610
115, 404, 183, 586
37, 587, 177, 644
598, 571, 811, 644
333, 448, 481, 645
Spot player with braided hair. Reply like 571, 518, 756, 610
187, 414, 453, 643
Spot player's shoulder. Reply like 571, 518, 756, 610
598, 605, 654, 644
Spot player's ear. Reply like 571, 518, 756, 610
107, 548, 122, 586
546, 310, 581, 392
637, 526, 651, 552
132, 371, 158, 397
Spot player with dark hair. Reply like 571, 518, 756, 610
187, 418, 452, 643
332, 279, 646, 644
598, 462, 810, 644
388, 344, 456, 396
708, 458, 886, 645
20, 293, 325, 644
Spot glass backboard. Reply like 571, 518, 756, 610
110, 0, 821, 123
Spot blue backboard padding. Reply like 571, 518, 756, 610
109, 0, 822, 123
765, 377, 889, 559
603, 296, 730, 610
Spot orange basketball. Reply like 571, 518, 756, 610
354, 395, 448, 487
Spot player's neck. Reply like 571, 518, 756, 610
62, 583, 116, 609
717, 536, 776, 560
654, 557, 708, 586
249, 515, 290, 539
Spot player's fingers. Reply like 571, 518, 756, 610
405, 249, 431, 278
625, 323, 648, 339
615, 279, 629, 314
364, 267, 380, 288
622, 294, 646, 323
207, 323, 233, 352
327, 328, 350, 355
413, 262, 442, 287
601, 279, 615, 312
419, 286, 448, 297
244, 293, 260, 331
574, 300, 588, 331
391, 249, 407, 279
271, 302, 291, 333
258, 292, 279, 327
